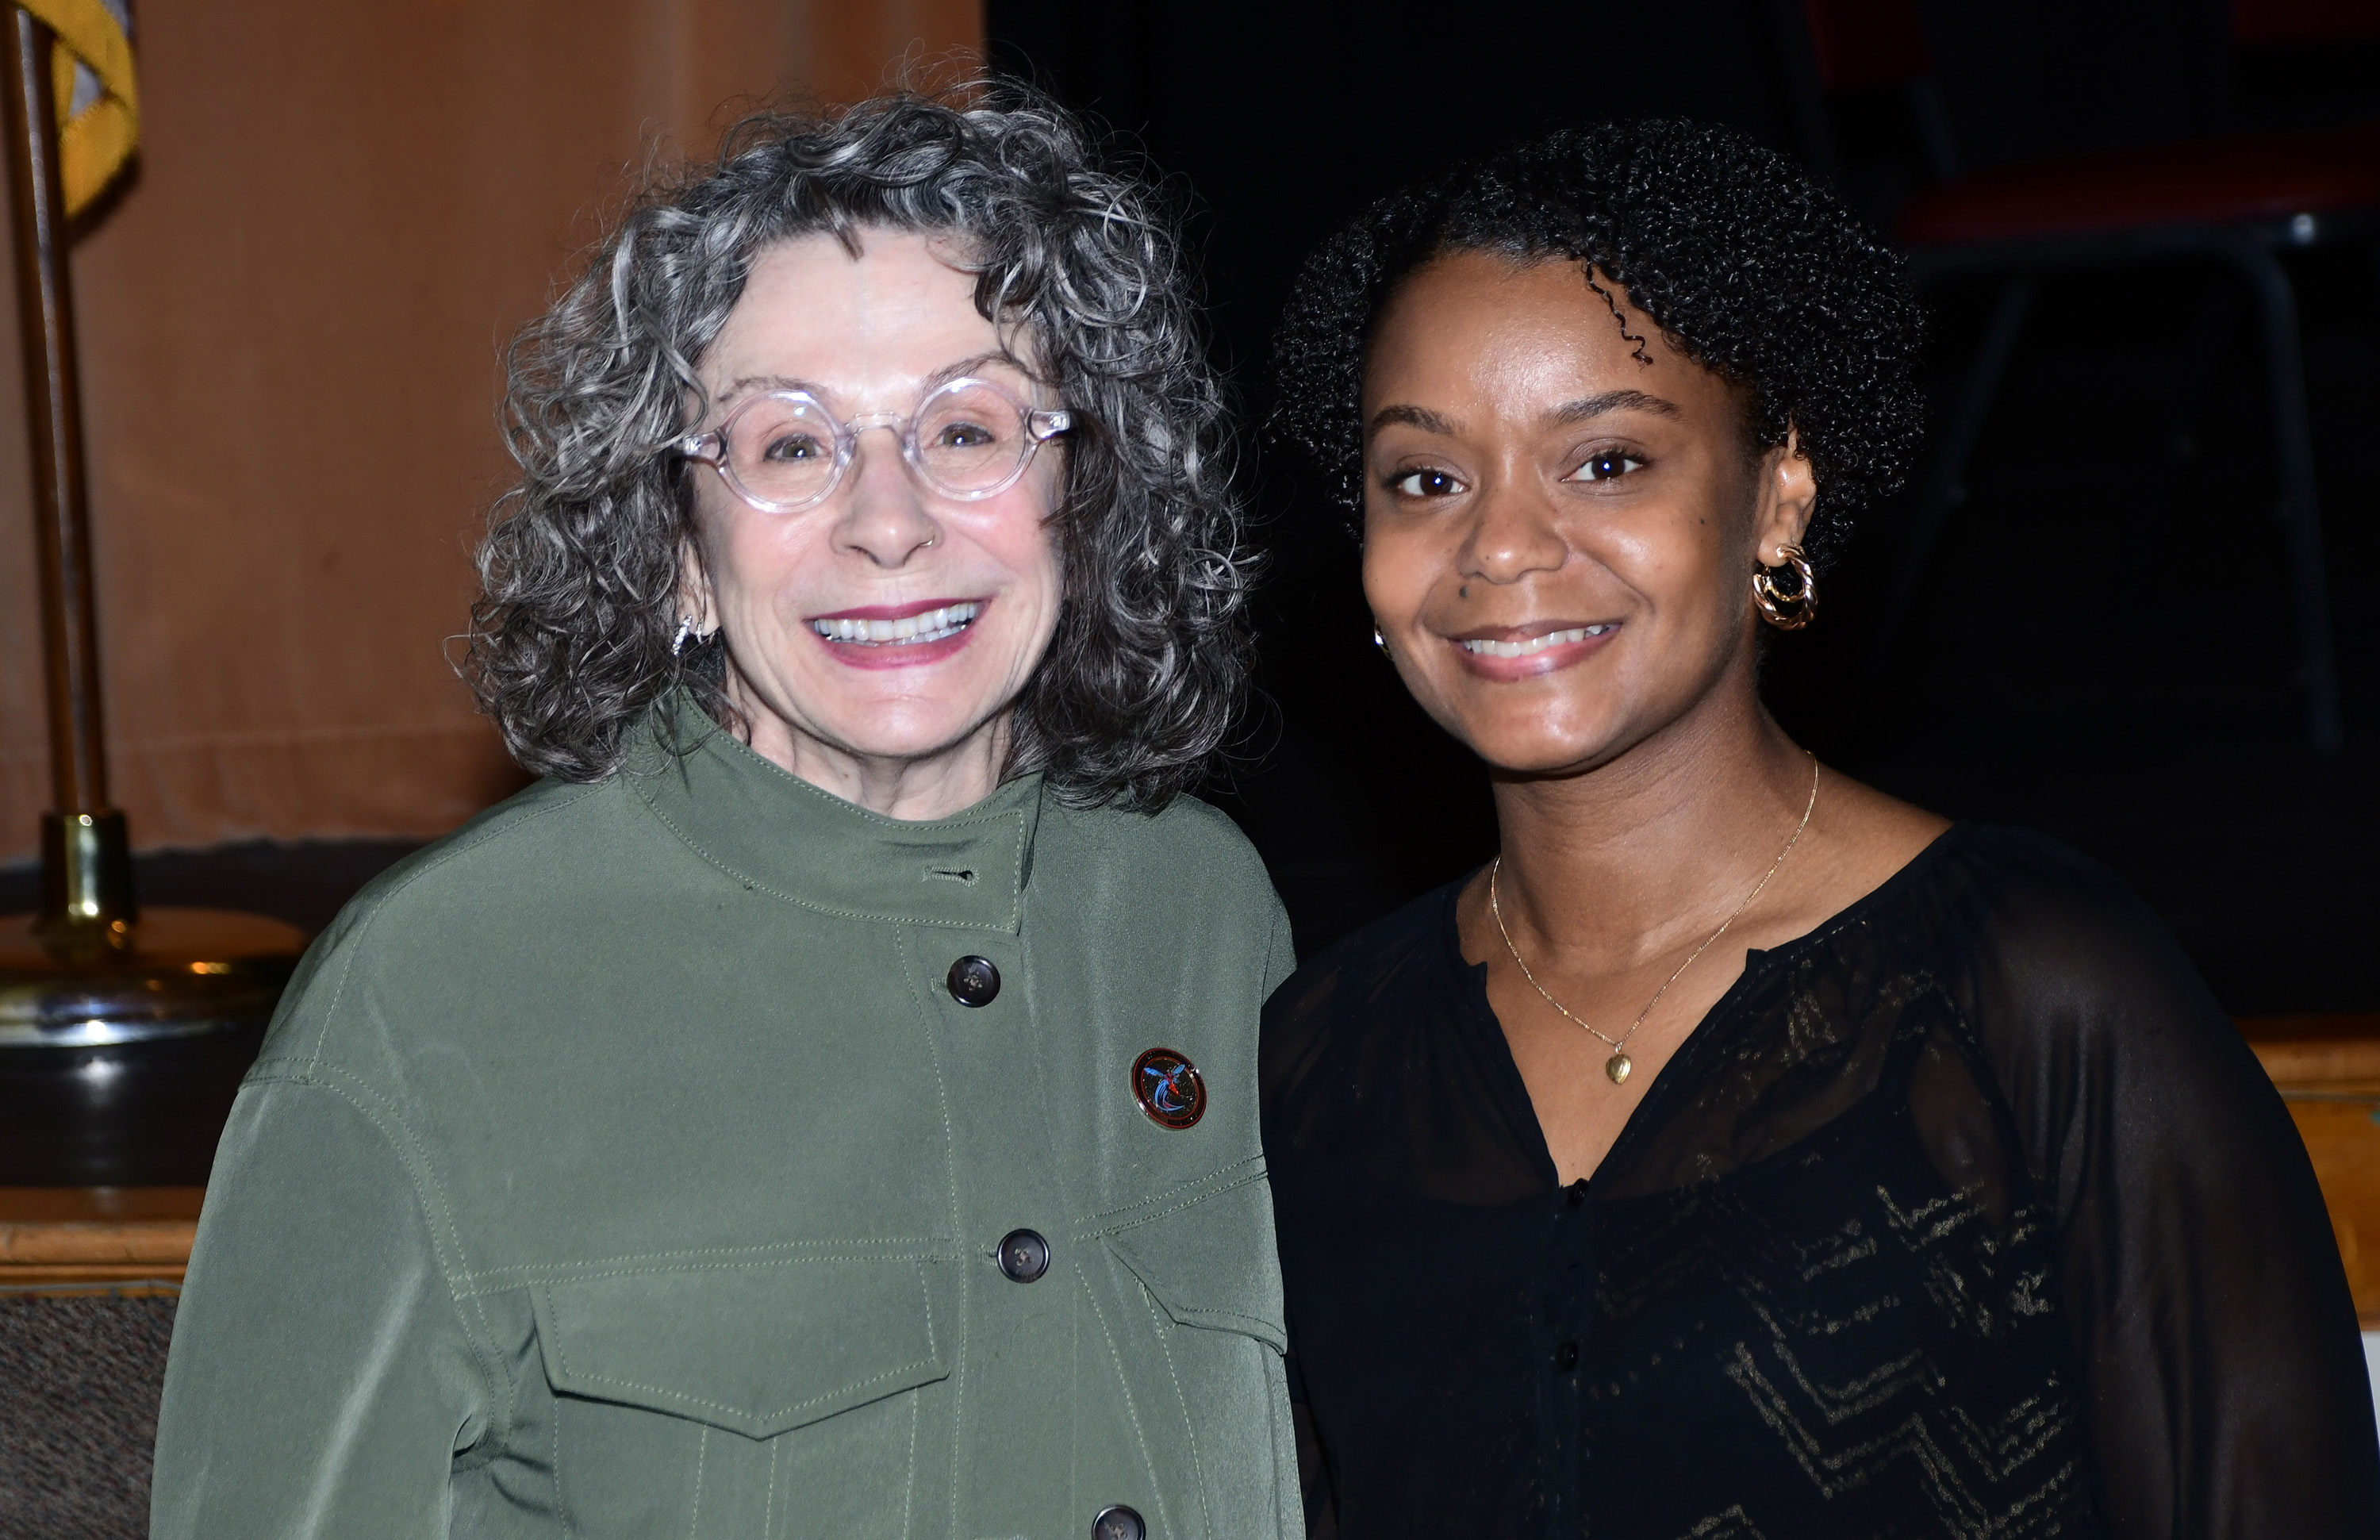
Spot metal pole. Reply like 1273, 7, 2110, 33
2222, 232, 2345, 757
0, 6, 131, 929
0, 6, 305, 1186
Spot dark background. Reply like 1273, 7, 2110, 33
973, 0, 2380, 1011
7, 1, 2369, 1012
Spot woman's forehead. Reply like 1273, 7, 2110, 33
710, 230, 1034, 405
1362, 253, 1724, 425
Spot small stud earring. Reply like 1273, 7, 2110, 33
1372, 626, 1387, 651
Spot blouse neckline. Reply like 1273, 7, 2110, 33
1433, 820, 1975, 1192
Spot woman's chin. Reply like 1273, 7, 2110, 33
810, 718, 1000, 769
1448, 716, 1632, 778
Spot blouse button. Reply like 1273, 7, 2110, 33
1565, 1181, 1587, 1208
1554, 1340, 1580, 1371
1092, 1505, 1146, 1540
946, 955, 1000, 1007
997, 1229, 1050, 1283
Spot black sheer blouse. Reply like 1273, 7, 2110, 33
1261, 824, 2380, 1538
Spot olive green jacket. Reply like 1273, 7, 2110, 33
150, 715, 1300, 1540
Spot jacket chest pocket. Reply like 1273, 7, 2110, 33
529, 1256, 958, 1540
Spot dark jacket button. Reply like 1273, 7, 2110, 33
946, 955, 1000, 1007
1555, 1340, 1580, 1370
1092, 1505, 1145, 1540
996, 1228, 1050, 1283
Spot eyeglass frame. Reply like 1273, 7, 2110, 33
673, 376, 1073, 515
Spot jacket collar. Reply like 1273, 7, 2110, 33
628, 694, 1043, 935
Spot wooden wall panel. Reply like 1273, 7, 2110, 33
2244, 1017, 2380, 1326
0, 0, 982, 860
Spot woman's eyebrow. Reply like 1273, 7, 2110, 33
924, 350, 1024, 388
1367, 403, 1460, 437
718, 351, 1025, 408
717, 372, 809, 406
1549, 389, 1680, 424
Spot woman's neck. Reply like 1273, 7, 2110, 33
725, 672, 1012, 823
1486, 683, 1817, 968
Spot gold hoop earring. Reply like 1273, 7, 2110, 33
1752, 544, 1817, 631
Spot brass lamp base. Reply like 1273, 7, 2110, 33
0, 905, 305, 1046
0, 906, 307, 1185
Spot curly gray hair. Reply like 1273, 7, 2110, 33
466, 87, 1253, 810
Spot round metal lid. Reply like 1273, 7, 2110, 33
0, 907, 306, 1047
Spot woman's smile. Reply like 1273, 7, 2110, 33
807, 596, 988, 669
1448, 619, 1620, 679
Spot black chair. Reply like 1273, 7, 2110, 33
1784, 0, 2378, 753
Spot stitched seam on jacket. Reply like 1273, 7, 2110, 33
1163, 1307, 1284, 1335
294, 784, 605, 1071
763, 1429, 778, 1538
238, 1069, 516, 1454
246, 778, 606, 1438
1100, 1235, 1285, 1345
1139, 1281, 1217, 1540
1071, 1160, 1268, 1239
460, 1254, 958, 1298
891, 923, 969, 1537
464, 1240, 956, 1287
636, 788, 1026, 932
1077, 1252, 1173, 1539
553, 1375, 579, 1540
899, 1389, 922, 1540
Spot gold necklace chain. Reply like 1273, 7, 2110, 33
1490, 754, 1819, 1087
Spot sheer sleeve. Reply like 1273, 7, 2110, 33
1959, 837, 2380, 1538
1267, 939, 1351, 1540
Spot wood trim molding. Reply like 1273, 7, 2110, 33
2238, 1016, 2380, 1327
0, 1185, 201, 1292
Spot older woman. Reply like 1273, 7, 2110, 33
1261, 122, 2379, 1538
152, 93, 1296, 1540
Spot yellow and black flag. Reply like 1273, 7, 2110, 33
25, 0, 134, 214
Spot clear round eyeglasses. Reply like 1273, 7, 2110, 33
674, 377, 1072, 514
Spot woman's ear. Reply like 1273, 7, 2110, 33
674, 537, 718, 635
1751, 427, 1818, 565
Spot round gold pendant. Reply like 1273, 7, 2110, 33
1605, 1052, 1633, 1085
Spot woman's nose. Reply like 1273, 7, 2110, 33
831, 424, 941, 567
1460, 481, 1567, 585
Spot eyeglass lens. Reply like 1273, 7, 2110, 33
723, 380, 1038, 509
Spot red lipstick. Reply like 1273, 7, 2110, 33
807, 597, 987, 670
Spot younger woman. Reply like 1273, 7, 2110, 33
1262, 121, 2378, 1538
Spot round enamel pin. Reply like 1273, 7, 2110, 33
1130, 1047, 1206, 1130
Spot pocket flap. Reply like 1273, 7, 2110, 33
532, 1257, 954, 1439
1103, 1175, 1288, 1353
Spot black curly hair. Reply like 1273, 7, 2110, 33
1271, 120, 1925, 569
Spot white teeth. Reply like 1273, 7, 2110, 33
812, 602, 981, 647
1461, 624, 1611, 659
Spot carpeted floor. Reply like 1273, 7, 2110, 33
0, 1294, 175, 1540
